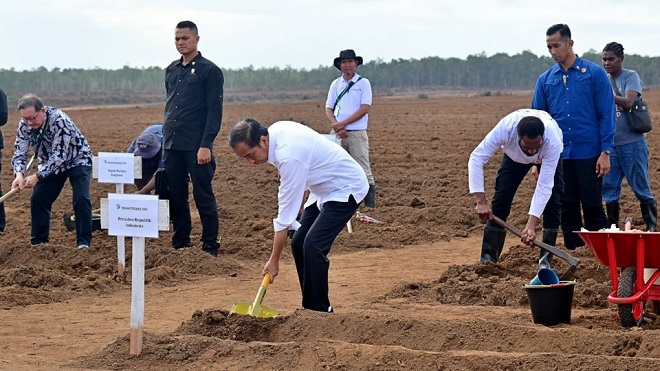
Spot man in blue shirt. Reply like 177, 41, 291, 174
532, 24, 616, 250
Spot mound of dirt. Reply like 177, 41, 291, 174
383, 244, 613, 309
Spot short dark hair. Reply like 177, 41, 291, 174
229, 118, 269, 148
517, 116, 545, 139
603, 42, 624, 58
176, 20, 198, 35
17, 93, 44, 112
546, 23, 571, 39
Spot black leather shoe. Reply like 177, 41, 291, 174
202, 241, 220, 257
173, 243, 191, 251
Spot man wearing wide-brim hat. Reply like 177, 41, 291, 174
325, 49, 376, 207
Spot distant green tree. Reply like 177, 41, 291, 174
1, 51, 659, 105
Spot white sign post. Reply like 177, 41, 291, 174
93, 153, 142, 275
95, 153, 169, 355
100, 194, 169, 356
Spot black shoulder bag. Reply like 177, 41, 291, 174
610, 75, 652, 133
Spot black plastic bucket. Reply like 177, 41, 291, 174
523, 281, 576, 326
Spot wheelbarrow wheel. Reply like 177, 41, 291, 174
617, 267, 644, 328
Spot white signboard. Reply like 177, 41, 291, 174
98, 152, 135, 184
108, 194, 159, 238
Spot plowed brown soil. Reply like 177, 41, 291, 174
2, 91, 660, 370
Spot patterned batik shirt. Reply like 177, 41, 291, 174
12, 106, 92, 177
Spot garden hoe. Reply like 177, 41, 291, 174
230, 273, 278, 318
491, 215, 580, 280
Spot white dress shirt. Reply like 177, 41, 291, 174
468, 109, 563, 218
325, 73, 372, 130
268, 121, 369, 232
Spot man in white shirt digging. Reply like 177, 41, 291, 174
468, 109, 564, 268
229, 118, 368, 313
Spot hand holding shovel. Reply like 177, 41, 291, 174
490, 215, 580, 280
0, 156, 36, 205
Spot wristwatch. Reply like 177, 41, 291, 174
36, 173, 45, 182
603, 149, 612, 155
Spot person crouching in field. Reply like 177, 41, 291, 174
229, 118, 368, 313
127, 123, 164, 194
468, 109, 563, 269
11, 94, 93, 249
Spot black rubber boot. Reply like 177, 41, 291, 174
640, 200, 658, 232
539, 228, 558, 269
606, 201, 620, 230
364, 184, 376, 208
480, 226, 507, 263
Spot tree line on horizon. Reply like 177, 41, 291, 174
1, 50, 659, 104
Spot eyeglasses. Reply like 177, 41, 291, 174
22, 110, 41, 123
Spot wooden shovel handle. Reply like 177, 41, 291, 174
490, 215, 580, 267
0, 188, 20, 204
262, 273, 271, 288
0, 155, 37, 204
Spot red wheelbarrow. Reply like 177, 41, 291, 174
577, 230, 660, 327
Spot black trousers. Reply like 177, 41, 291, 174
163, 149, 218, 247
485, 154, 563, 231
290, 195, 360, 312
561, 157, 608, 249
31, 165, 92, 246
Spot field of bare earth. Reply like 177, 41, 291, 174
2, 91, 660, 370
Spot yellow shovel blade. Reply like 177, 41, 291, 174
229, 273, 278, 318
229, 301, 252, 315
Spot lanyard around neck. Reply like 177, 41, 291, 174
333, 77, 362, 111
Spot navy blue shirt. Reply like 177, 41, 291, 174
163, 52, 223, 151
532, 56, 615, 159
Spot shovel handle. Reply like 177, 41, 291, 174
0, 188, 20, 204
0, 153, 37, 204
262, 273, 271, 288
490, 215, 580, 267
0, 155, 37, 205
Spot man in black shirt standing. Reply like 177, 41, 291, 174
163, 20, 223, 257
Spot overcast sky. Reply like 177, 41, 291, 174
1, 0, 658, 71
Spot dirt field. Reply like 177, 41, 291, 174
2, 91, 660, 370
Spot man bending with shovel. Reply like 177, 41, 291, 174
10, 94, 93, 249
468, 109, 563, 268
229, 118, 368, 313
